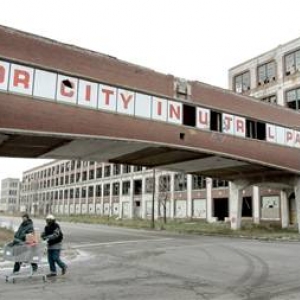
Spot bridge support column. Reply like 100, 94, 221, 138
294, 177, 300, 233
280, 190, 289, 229
187, 175, 192, 218
170, 174, 175, 219
206, 178, 214, 223
230, 180, 247, 230
253, 186, 260, 224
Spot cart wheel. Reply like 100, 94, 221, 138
43, 275, 46, 282
12, 278, 15, 284
5, 276, 8, 282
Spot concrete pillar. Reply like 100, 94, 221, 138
118, 180, 123, 219
294, 177, 300, 233
129, 178, 134, 219
109, 182, 113, 216
280, 190, 289, 228
100, 183, 104, 216
229, 181, 243, 230
187, 174, 192, 218
206, 178, 214, 223
170, 174, 175, 218
253, 186, 260, 224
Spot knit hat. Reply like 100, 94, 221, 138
46, 214, 55, 220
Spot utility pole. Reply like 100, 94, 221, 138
151, 168, 156, 229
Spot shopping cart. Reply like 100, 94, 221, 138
3, 242, 47, 283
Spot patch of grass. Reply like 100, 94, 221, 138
56, 215, 300, 241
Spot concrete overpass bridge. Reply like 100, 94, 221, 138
1, 25, 300, 230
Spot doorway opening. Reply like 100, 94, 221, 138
213, 198, 228, 221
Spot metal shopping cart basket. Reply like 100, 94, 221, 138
3, 242, 47, 283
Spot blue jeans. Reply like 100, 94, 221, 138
47, 249, 67, 274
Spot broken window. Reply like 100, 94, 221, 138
286, 88, 300, 110
134, 180, 142, 195
192, 175, 206, 190
112, 182, 120, 196
103, 183, 110, 196
210, 111, 222, 132
183, 104, 196, 127
234, 71, 250, 93
285, 50, 300, 75
174, 173, 187, 191
257, 61, 276, 85
122, 181, 130, 195
261, 94, 277, 104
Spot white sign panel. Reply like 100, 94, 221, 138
78, 80, 98, 108
196, 107, 210, 130
266, 124, 276, 143
285, 128, 295, 147
135, 93, 151, 118
56, 75, 78, 104
33, 69, 57, 100
168, 100, 182, 124
117, 89, 135, 115
276, 126, 285, 145
0, 61, 10, 91
234, 116, 246, 137
9, 64, 34, 95
222, 113, 235, 135
98, 84, 117, 111
152, 97, 167, 121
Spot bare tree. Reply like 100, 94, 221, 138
158, 173, 171, 224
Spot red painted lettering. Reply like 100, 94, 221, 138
198, 110, 208, 125
268, 126, 275, 140
169, 104, 181, 120
13, 69, 30, 88
157, 101, 162, 115
85, 85, 91, 101
224, 116, 233, 130
286, 131, 293, 142
236, 119, 245, 133
295, 132, 300, 145
102, 89, 114, 105
120, 93, 133, 109
0, 65, 6, 84
60, 81, 74, 97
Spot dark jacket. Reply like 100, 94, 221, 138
41, 221, 63, 246
13, 218, 34, 244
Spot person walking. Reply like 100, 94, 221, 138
41, 214, 67, 277
12, 213, 38, 274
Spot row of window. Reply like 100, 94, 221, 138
259, 87, 300, 110
234, 48, 300, 94
21, 175, 221, 202
24, 163, 141, 184
23, 164, 143, 191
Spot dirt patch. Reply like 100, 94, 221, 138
0, 228, 14, 246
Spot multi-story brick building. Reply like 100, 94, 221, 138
0, 178, 20, 213
229, 36, 300, 224
20, 160, 221, 220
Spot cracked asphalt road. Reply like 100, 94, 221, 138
1, 217, 300, 300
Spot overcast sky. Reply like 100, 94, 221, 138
0, 0, 300, 187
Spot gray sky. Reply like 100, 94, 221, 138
0, 0, 300, 186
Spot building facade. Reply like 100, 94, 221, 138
0, 178, 20, 213
228, 36, 300, 224
20, 158, 282, 224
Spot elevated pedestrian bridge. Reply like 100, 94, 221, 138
1, 25, 300, 230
